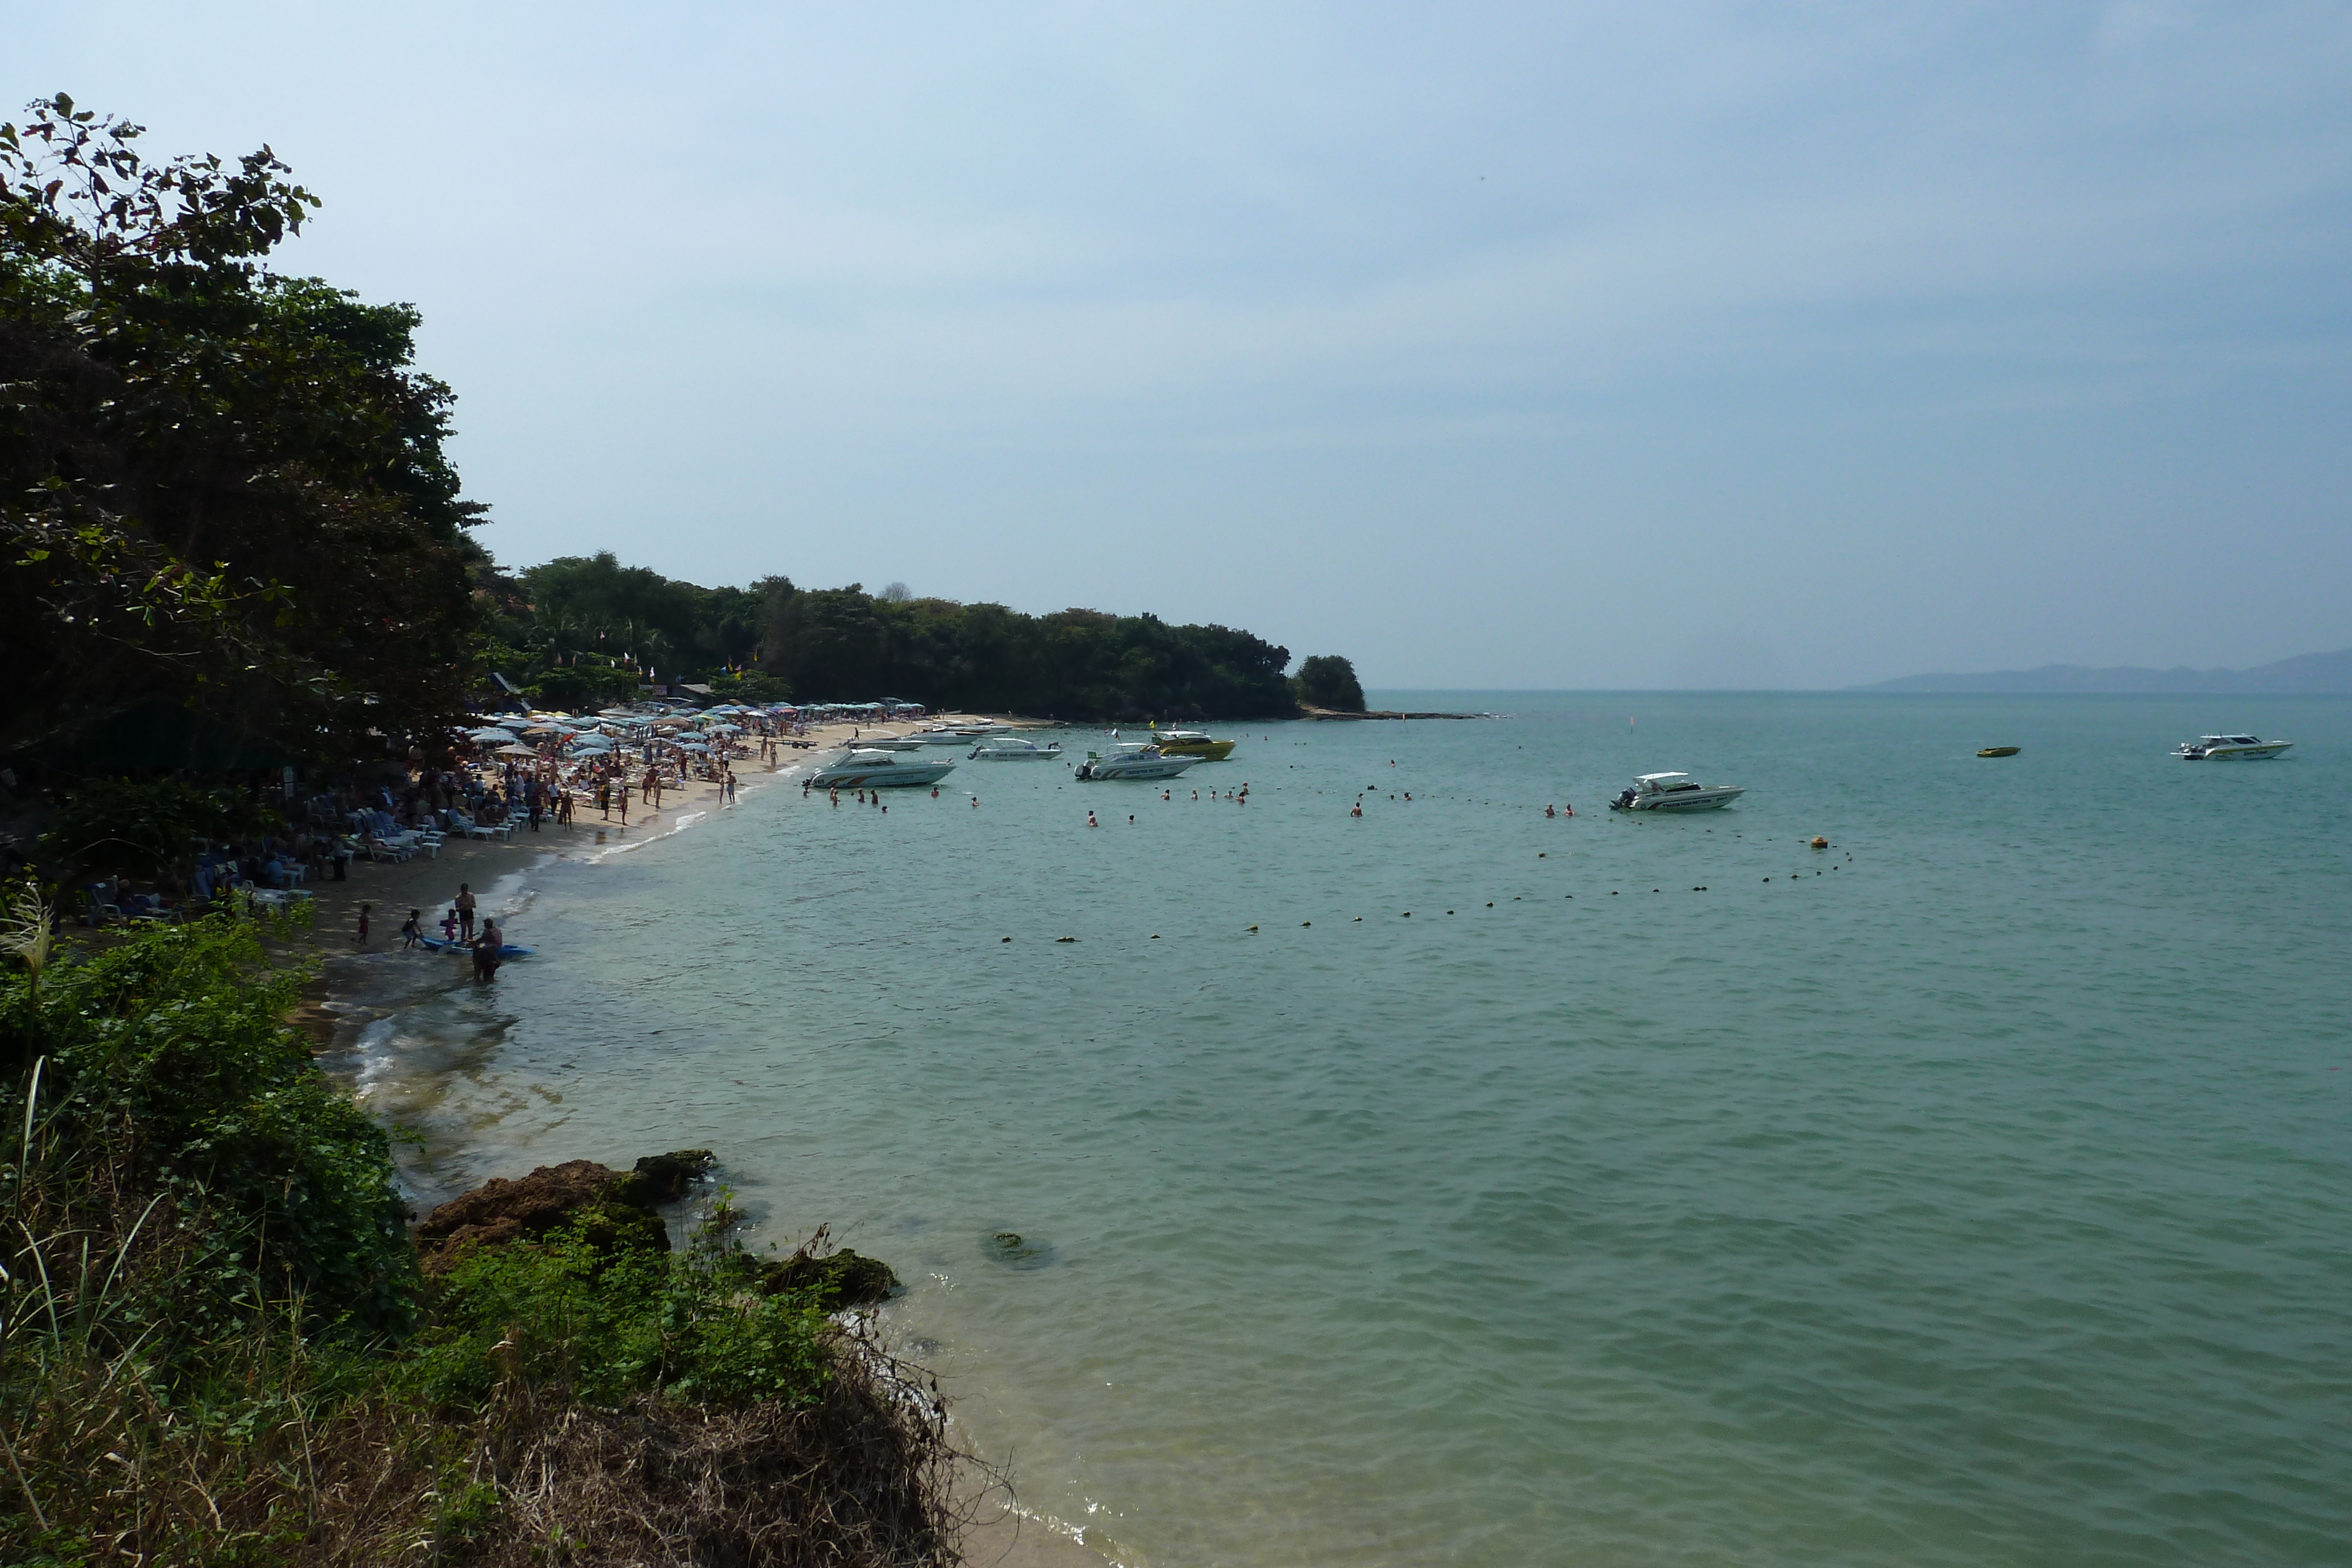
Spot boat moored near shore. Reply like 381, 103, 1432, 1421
1074, 744, 1200, 781
809, 749, 960, 788
1150, 729, 1237, 760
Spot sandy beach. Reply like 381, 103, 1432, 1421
297, 714, 1025, 956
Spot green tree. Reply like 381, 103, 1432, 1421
0, 95, 486, 764
1293, 654, 1366, 711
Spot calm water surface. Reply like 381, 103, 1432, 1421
333, 694, 2352, 1567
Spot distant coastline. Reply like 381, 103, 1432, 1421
1849, 647, 2352, 695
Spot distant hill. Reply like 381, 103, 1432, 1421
1855, 648, 2352, 694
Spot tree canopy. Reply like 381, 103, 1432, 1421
756, 581, 1298, 720
1, 95, 484, 765
1294, 654, 1366, 711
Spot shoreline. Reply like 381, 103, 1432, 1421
306, 713, 1115, 1568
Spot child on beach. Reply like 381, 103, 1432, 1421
356, 904, 371, 945
439, 908, 459, 941
399, 909, 422, 949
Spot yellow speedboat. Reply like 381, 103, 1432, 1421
1151, 729, 1236, 760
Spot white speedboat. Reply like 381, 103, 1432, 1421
846, 733, 930, 751
2173, 734, 2293, 760
809, 750, 958, 788
907, 728, 975, 746
1074, 744, 1200, 781
1608, 772, 1744, 811
970, 738, 1063, 760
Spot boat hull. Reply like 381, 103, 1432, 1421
1077, 756, 1200, 781
809, 760, 958, 788
970, 745, 1063, 760
417, 937, 534, 958
1622, 787, 1743, 811
1155, 739, 1236, 759
2176, 743, 2292, 760
1977, 747, 2020, 758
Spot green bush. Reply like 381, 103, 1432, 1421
408, 1214, 831, 1410
2, 915, 416, 1338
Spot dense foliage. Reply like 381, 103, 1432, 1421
757, 580, 1299, 719
36, 775, 278, 875
1294, 653, 1367, 711
477, 555, 1307, 720
1, 910, 415, 1335
409, 1215, 831, 1411
0, 95, 485, 765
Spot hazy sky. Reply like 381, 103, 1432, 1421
14, 3, 2350, 686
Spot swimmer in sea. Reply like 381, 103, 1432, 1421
1087, 811, 1098, 827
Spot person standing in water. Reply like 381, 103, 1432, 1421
454, 883, 476, 941
473, 918, 503, 982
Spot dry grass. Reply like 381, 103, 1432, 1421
8, 1303, 974, 1566
406, 1326, 968, 1567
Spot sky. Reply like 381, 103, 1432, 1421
11, 2, 2351, 687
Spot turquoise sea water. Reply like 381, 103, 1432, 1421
336, 694, 2352, 1566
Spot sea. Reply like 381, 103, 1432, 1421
329, 693, 2352, 1567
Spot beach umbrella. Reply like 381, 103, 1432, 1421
679, 741, 710, 751
495, 743, 539, 757
469, 727, 519, 743
707, 723, 743, 734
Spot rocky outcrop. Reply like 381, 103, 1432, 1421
413, 1151, 714, 1276
624, 1148, 716, 1203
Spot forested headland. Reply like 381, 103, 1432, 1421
486, 556, 1310, 722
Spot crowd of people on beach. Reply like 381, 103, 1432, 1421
56, 697, 844, 936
